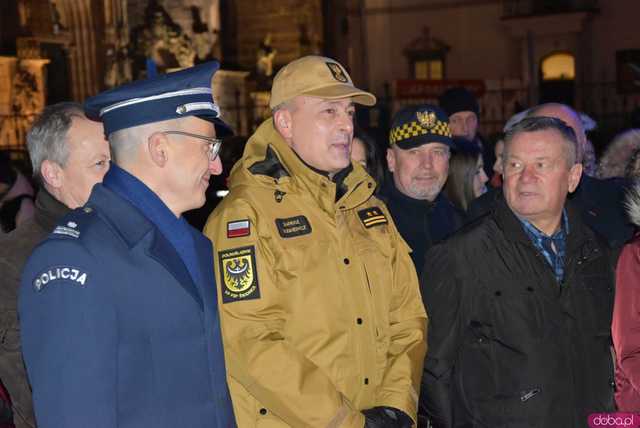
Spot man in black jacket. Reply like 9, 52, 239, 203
421, 116, 615, 427
379, 105, 462, 277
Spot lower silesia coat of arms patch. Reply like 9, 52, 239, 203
218, 245, 260, 303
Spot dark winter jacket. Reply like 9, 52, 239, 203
420, 197, 616, 428
379, 179, 463, 277
0, 188, 69, 428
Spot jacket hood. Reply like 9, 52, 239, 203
227, 118, 294, 190
626, 180, 640, 227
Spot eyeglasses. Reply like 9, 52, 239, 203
162, 131, 222, 161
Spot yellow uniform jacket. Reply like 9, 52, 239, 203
204, 119, 427, 427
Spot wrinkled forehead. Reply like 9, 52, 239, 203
505, 129, 566, 157
68, 116, 107, 143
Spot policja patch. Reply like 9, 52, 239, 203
218, 246, 260, 303
32, 266, 88, 291
358, 207, 388, 228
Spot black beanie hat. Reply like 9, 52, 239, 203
439, 87, 480, 117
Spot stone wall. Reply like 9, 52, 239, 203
232, 0, 323, 71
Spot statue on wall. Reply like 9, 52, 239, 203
104, 20, 132, 89
131, 1, 196, 77
10, 65, 40, 147
256, 33, 277, 78
190, 5, 219, 64
50, 1, 67, 34
17, 0, 31, 29
12, 67, 39, 116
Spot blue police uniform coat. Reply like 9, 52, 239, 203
19, 169, 235, 428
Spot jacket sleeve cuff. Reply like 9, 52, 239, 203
375, 390, 418, 426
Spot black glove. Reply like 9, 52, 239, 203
363, 406, 413, 428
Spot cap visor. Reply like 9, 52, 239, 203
302, 84, 376, 106
396, 134, 453, 150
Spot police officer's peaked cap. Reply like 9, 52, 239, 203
389, 104, 453, 150
84, 61, 231, 137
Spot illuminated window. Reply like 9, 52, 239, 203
541, 53, 575, 80
414, 59, 444, 80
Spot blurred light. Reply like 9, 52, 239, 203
542, 53, 575, 80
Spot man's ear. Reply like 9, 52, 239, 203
567, 162, 583, 193
386, 148, 396, 173
274, 109, 293, 143
148, 132, 169, 167
40, 159, 63, 189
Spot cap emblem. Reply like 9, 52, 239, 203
417, 110, 437, 129
326, 62, 348, 83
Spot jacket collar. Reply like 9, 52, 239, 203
86, 179, 204, 311
90, 174, 156, 249
34, 186, 70, 232
235, 119, 375, 212
494, 194, 593, 254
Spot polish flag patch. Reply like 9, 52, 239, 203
227, 220, 250, 238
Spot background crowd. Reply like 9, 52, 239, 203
0, 55, 638, 428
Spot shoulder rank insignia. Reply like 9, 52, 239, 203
275, 215, 312, 238
219, 246, 260, 303
52, 221, 80, 239
358, 207, 388, 228
33, 266, 88, 291
227, 220, 250, 238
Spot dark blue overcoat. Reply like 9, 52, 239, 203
19, 184, 235, 428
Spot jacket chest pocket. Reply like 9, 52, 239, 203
487, 281, 547, 345
273, 237, 319, 279
274, 240, 348, 308
354, 238, 393, 290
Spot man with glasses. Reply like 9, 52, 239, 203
19, 62, 236, 428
